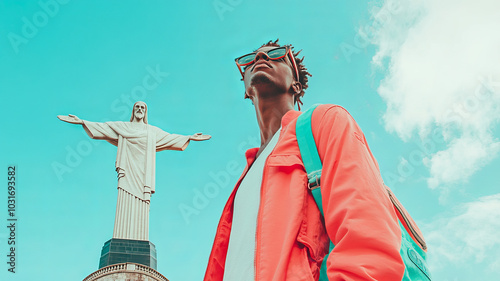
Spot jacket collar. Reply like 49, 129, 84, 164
280, 109, 301, 128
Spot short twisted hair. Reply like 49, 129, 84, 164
257, 39, 311, 110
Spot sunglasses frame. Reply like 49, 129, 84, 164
234, 46, 299, 81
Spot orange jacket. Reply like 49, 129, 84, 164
204, 105, 410, 280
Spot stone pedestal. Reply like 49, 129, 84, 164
99, 238, 157, 270
83, 262, 169, 281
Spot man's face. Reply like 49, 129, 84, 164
134, 102, 146, 121
242, 46, 297, 96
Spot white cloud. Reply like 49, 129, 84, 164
368, 0, 500, 189
423, 194, 500, 278
425, 134, 500, 189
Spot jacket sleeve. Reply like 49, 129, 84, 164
311, 105, 405, 280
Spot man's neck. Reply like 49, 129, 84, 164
253, 95, 294, 157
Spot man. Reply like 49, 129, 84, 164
58, 101, 210, 241
204, 40, 426, 280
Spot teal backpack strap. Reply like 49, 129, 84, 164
296, 104, 334, 281
296, 104, 323, 211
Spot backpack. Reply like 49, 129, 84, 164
295, 104, 431, 281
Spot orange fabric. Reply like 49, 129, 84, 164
204, 105, 405, 281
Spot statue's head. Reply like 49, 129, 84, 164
130, 101, 148, 124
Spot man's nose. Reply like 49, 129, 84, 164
254, 51, 270, 62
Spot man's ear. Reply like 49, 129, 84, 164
291, 81, 302, 95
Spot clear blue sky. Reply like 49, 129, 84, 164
1, 0, 499, 280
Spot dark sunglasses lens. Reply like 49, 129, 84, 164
238, 54, 256, 65
267, 48, 287, 59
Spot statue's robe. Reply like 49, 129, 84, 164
82, 121, 190, 240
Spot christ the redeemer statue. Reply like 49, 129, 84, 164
58, 101, 210, 241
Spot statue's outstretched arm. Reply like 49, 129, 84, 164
57, 114, 83, 124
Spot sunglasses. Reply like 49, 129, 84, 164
234, 46, 299, 80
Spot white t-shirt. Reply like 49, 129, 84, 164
223, 130, 281, 281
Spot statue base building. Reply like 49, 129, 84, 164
83, 262, 169, 281
99, 238, 157, 269
82, 238, 165, 281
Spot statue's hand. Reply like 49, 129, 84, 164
190, 132, 211, 141
58, 114, 83, 124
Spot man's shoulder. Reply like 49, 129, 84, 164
313, 104, 349, 112
308, 104, 364, 142
310, 104, 354, 124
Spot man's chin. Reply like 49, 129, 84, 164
250, 72, 272, 86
